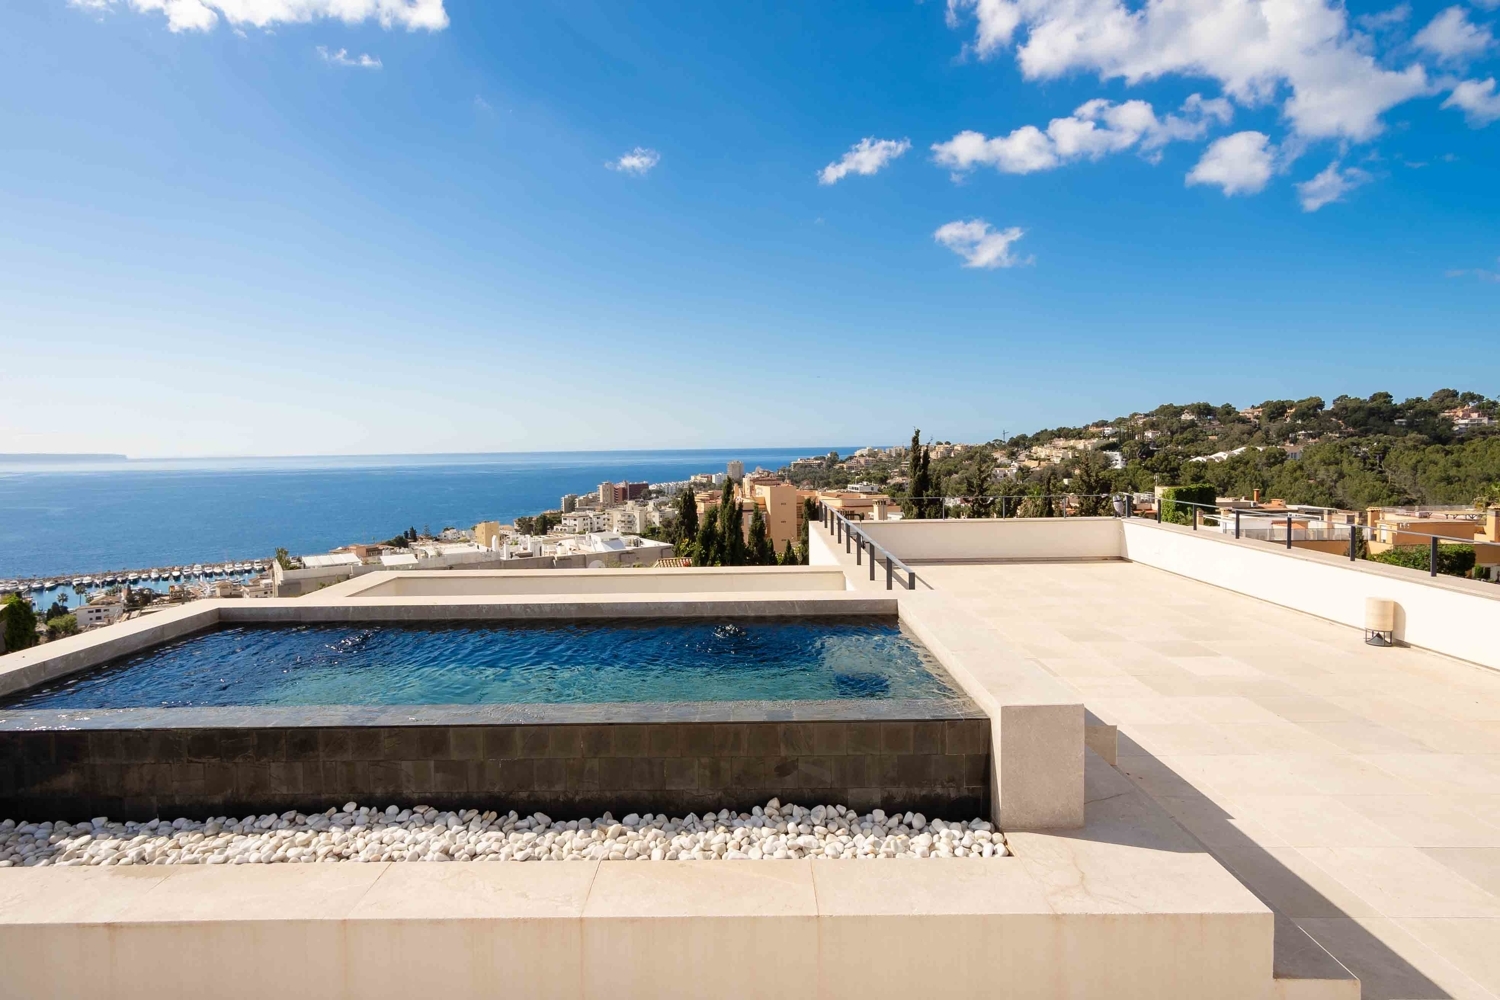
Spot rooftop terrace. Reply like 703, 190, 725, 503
2, 513, 1497, 997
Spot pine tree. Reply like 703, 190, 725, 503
779, 540, 798, 566
748, 508, 776, 565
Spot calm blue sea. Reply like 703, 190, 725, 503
0, 449, 844, 580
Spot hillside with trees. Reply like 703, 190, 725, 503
779, 390, 1500, 512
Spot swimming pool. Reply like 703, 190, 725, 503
2, 618, 958, 709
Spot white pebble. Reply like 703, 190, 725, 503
0, 802, 1007, 866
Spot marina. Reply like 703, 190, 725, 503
3, 560, 268, 614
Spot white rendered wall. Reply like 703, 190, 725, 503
854, 518, 1124, 563
1123, 520, 1500, 671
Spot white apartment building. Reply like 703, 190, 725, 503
561, 510, 610, 534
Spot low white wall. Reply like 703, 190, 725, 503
1122, 520, 1500, 671
853, 518, 1124, 563
336, 567, 849, 599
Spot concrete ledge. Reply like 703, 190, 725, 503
896, 593, 1085, 831
0, 756, 1275, 999
325, 566, 852, 599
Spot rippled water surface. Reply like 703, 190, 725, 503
3, 619, 957, 708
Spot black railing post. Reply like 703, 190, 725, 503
1350, 525, 1358, 562
1193, 507, 1199, 531
1157, 501, 1162, 524
907, 567, 916, 590
1430, 536, 1439, 577
886, 556, 893, 590
845, 523, 851, 554
1286, 514, 1293, 550
855, 536, 862, 566
869, 545, 876, 582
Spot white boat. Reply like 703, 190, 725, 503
173, 569, 182, 579
128, 573, 139, 583
192, 563, 203, 574
29, 581, 43, 590
82, 576, 93, 586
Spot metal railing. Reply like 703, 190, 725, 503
819, 502, 921, 590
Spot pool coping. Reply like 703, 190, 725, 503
0, 697, 986, 732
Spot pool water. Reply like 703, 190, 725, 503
2, 619, 959, 708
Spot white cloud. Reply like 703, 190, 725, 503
932, 94, 1230, 175
1186, 131, 1275, 195
317, 45, 381, 68
1443, 77, 1500, 124
933, 220, 1031, 268
1295, 161, 1372, 210
1446, 258, 1500, 281
606, 147, 661, 176
68, 0, 448, 33
818, 137, 912, 185
945, 0, 1430, 140
1414, 6, 1494, 62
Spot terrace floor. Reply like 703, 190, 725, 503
922, 560, 1500, 1000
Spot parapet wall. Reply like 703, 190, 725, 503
854, 517, 1124, 563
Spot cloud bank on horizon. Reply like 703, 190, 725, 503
67, 0, 448, 33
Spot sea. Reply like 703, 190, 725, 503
0, 449, 846, 607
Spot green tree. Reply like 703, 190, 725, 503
961, 451, 996, 517
903, 428, 938, 519
1, 594, 39, 653
1072, 451, 1112, 516
715, 480, 747, 566
45, 614, 79, 640
747, 508, 777, 565
45, 598, 69, 621
779, 540, 799, 566
275, 546, 295, 568
676, 488, 699, 546
693, 514, 720, 567
1370, 544, 1476, 578
515, 516, 535, 535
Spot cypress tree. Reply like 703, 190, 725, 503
717, 480, 747, 566
748, 508, 776, 565
693, 516, 719, 567
905, 428, 936, 519
675, 488, 699, 547
1, 595, 39, 654
779, 540, 798, 566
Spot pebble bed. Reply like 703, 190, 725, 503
0, 799, 1006, 867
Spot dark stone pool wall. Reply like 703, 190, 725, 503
0, 701, 991, 821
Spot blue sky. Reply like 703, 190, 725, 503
1, 0, 1497, 456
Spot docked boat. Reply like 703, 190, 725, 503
192, 564, 203, 575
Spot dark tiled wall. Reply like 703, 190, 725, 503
0, 720, 990, 821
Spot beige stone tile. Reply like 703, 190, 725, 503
349, 858, 598, 919
1296, 721, 1438, 755
1116, 752, 1220, 799
581, 861, 818, 993
1398, 918, 1500, 995
1271, 753, 1425, 796
1088, 695, 1206, 725
119, 861, 389, 921
342, 864, 596, 998
1298, 847, 1500, 918
1228, 796, 1409, 849
1216, 845, 1379, 919
1164, 753, 1323, 797
1363, 754, 1500, 796
0, 868, 170, 924
1136, 793, 1288, 850
1181, 696, 1296, 725
1295, 917, 1496, 1000
1462, 796, 1500, 829
1250, 695, 1363, 724
1125, 722, 1259, 756
1222, 722, 1351, 756
1420, 849, 1500, 898
1393, 720, 1500, 755
1337, 796, 1500, 849
809, 858, 1045, 916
